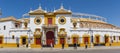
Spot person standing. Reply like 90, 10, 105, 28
85, 42, 88, 49
16, 37, 19, 48
62, 39, 64, 49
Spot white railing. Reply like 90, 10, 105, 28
72, 13, 107, 22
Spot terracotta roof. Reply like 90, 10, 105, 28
0, 16, 22, 23
0, 16, 16, 22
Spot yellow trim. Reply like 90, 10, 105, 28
20, 35, 28, 45
94, 34, 100, 44
31, 44, 41, 48
111, 42, 120, 46
52, 16, 56, 25
71, 34, 79, 44
45, 16, 47, 25
3, 43, 17, 48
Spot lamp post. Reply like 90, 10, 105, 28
89, 28, 93, 48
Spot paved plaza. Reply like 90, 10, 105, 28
0, 46, 120, 53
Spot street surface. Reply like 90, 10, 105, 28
0, 46, 120, 53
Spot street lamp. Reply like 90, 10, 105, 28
89, 28, 93, 48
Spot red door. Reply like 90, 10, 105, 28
0, 37, 2, 44
60, 38, 65, 44
84, 37, 88, 44
48, 18, 52, 25
36, 38, 41, 45
105, 37, 108, 43
96, 36, 99, 43
73, 37, 77, 44
46, 31, 54, 45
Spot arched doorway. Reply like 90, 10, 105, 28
46, 31, 55, 46
96, 36, 100, 43
35, 37, 41, 45
84, 37, 89, 44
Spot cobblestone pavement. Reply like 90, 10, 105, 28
0, 46, 120, 53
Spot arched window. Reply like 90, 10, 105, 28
12, 35, 15, 39
119, 36, 120, 40
113, 36, 115, 40
4, 26, 6, 30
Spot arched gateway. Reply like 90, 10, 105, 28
46, 31, 55, 46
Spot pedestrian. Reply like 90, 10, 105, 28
85, 42, 88, 49
62, 43, 64, 49
50, 42, 53, 49
16, 37, 19, 48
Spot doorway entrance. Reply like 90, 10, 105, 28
46, 31, 55, 46
35, 37, 41, 45
73, 37, 78, 44
96, 36, 100, 43
105, 36, 109, 43
84, 37, 89, 44
60, 38, 65, 44
0, 37, 3, 44
22, 37, 26, 45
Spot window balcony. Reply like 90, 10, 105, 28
42, 24, 58, 28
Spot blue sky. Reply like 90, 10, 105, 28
0, 0, 120, 27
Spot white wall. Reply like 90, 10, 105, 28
56, 14, 72, 37
30, 15, 44, 34
0, 21, 14, 43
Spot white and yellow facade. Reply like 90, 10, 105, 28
0, 5, 120, 48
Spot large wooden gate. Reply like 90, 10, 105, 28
46, 31, 55, 45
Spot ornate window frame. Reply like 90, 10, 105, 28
58, 16, 66, 25
34, 16, 42, 25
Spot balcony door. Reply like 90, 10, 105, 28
48, 18, 52, 25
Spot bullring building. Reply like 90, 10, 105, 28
0, 5, 120, 48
